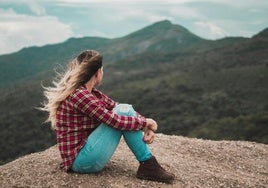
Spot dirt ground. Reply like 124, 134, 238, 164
0, 133, 267, 188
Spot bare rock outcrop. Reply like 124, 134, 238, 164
0, 134, 267, 187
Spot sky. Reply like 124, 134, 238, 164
0, 0, 267, 55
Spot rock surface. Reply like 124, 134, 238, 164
0, 134, 267, 188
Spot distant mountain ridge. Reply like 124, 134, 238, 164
253, 27, 268, 38
0, 20, 250, 86
0, 20, 267, 166
106, 20, 204, 59
0, 20, 205, 86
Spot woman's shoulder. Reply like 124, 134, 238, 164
92, 87, 108, 98
70, 85, 91, 98
70, 86, 105, 101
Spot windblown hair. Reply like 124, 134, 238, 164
41, 50, 103, 128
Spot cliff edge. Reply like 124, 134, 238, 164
0, 134, 267, 188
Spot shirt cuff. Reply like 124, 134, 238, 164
140, 116, 147, 129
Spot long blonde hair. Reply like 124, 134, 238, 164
41, 50, 102, 128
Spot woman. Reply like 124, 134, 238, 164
41, 50, 175, 183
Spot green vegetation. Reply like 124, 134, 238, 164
0, 20, 267, 165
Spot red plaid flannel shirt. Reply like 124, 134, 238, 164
55, 86, 146, 171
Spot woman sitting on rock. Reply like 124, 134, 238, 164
41, 50, 175, 183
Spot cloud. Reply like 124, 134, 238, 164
0, 0, 46, 15
0, 8, 73, 55
194, 21, 229, 39
169, 6, 205, 20
214, 0, 268, 8
27, 1, 46, 16
106, 6, 169, 23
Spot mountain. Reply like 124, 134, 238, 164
1, 134, 267, 188
104, 20, 205, 60
0, 20, 205, 87
0, 20, 267, 165
0, 37, 110, 86
253, 27, 268, 38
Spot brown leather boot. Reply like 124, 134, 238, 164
136, 156, 175, 184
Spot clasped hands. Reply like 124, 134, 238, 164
143, 118, 158, 144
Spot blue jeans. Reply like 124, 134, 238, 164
71, 104, 152, 173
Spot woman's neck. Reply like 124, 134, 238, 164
85, 79, 95, 92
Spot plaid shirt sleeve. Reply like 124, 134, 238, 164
93, 88, 117, 110
70, 88, 146, 130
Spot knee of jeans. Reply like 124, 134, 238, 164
113, 103, 136, 116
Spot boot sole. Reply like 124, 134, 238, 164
137, 175, 174, 184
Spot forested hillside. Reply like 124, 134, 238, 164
0, 20, 267, 165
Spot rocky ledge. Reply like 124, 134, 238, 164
0, 134, 267, 188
